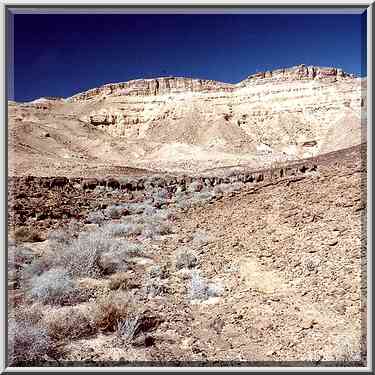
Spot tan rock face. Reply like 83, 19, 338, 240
8, 64, 366, 175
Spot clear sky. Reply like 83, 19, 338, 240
12, 12, 366, 102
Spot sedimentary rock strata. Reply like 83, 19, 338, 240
8, 64, 366, 176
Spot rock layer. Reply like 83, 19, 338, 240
8, 64, 367, 176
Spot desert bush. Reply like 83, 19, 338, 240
13, 227, 44, 243
230, 182, 245, 191
44, 307, 96, 341
10, 302, 44, 326
124, 203, 151, 215
57, 231, 117, 278
142, 221, 172, 239
191, 190, 215, 204
175, 247, 198, 270
189, 271, 208, 300
92, 292, 130, 332
103, 223, 143, 237
8, 318, 54, 366
99, 242, 144, 274
153, 188, 170, 200
213, 183, 230, 195
175, 199, 193, 210
153, 209, 177, 221
189, 271, 223, 301
29, 268, 76, 305
22, 254, 55, 283
86, 210, 106, 224
143, 206, 158, 217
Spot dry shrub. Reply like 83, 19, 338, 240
13, 227, 44, 243
108, 272, 132, 291
92, 292, 130, 332
43, 307, 96, 341
8, 318, 55, 366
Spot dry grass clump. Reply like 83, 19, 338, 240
22, 254, 55, 283
10, 302, 44, 326
115, 310, 163, 346
148, 264, 169, 279
13, 227, 44, 243
43, 307, 96, 341
108, 272, 137, 291
92, 292, 130, 332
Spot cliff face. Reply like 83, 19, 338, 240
67, 65, 355, 102
242, 65, 354, 84
67, 77, 234, 102
8, 64, 366, 176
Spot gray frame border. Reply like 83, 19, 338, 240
0, 1, 372, 373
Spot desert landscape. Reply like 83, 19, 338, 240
7, 64, 367, 366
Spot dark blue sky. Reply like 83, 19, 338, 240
12, 12, 366, 102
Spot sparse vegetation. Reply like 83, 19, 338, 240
86, 210, 106, 224
116, 315, 141, 344
29, 268, 77, 305
8, 318, 55, 366
144, 277, 167, 297
56, 231, 116, 278
13, 227, 44, 243
44, 307, 96, 341
189, 271, 223, 301
175, 247, 198, 270
103, 222, 143, 237
92, 292, 130, 332
47, 229, 72, 245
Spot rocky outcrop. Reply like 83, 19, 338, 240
67, 65, 355, 103
68, 77, 234, 102
242, 64, 354, 85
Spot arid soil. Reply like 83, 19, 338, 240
8, 144, 367, 366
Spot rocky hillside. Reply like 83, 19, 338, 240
8, 64, 366, 176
